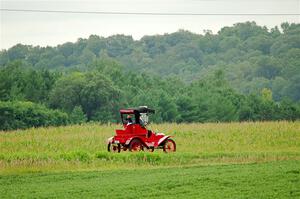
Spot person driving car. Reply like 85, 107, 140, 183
126, 115, 133, 125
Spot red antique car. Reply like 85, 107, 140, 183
107, 106, 176, 153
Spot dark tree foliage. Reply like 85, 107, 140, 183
0, 61, 60, 102
0, 101, 68, 130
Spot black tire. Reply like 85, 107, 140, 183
107, 143, 121, 153
129, 139, 144, 152
163, 139, 176, 153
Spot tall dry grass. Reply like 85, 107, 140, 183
0, 121, 299, 174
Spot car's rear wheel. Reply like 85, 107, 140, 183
129, 139, 144, 152
163, 139, 176, 153
107, 143, 121, 153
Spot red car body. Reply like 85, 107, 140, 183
107, 107, 176, 152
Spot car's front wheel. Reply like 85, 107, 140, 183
107, 143, 121, 153
163, 139, 176, 153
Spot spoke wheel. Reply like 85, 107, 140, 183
129, 139, 144, 152
163, 139, 176, 153
107, 143, 121, 153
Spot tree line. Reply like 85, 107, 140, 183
1, 21, 300, 130
1, 22, 299, 102
0, 59, 299, 130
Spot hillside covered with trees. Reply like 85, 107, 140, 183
0, 21, 299, 130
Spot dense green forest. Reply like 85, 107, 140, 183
0, 22, 299, 130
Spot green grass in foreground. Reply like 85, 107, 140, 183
1, 160, 299, 199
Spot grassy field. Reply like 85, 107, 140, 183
0, 121, 300, 198
1, 161, 299, 198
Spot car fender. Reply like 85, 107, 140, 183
157, 135, 171, 146
125, 137, 146, 146
107, 136, 114, 144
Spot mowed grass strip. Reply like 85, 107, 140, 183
0, 121, 299, 173
1, 161, 299, 199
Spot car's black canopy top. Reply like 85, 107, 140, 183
120, 106, 155, 114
